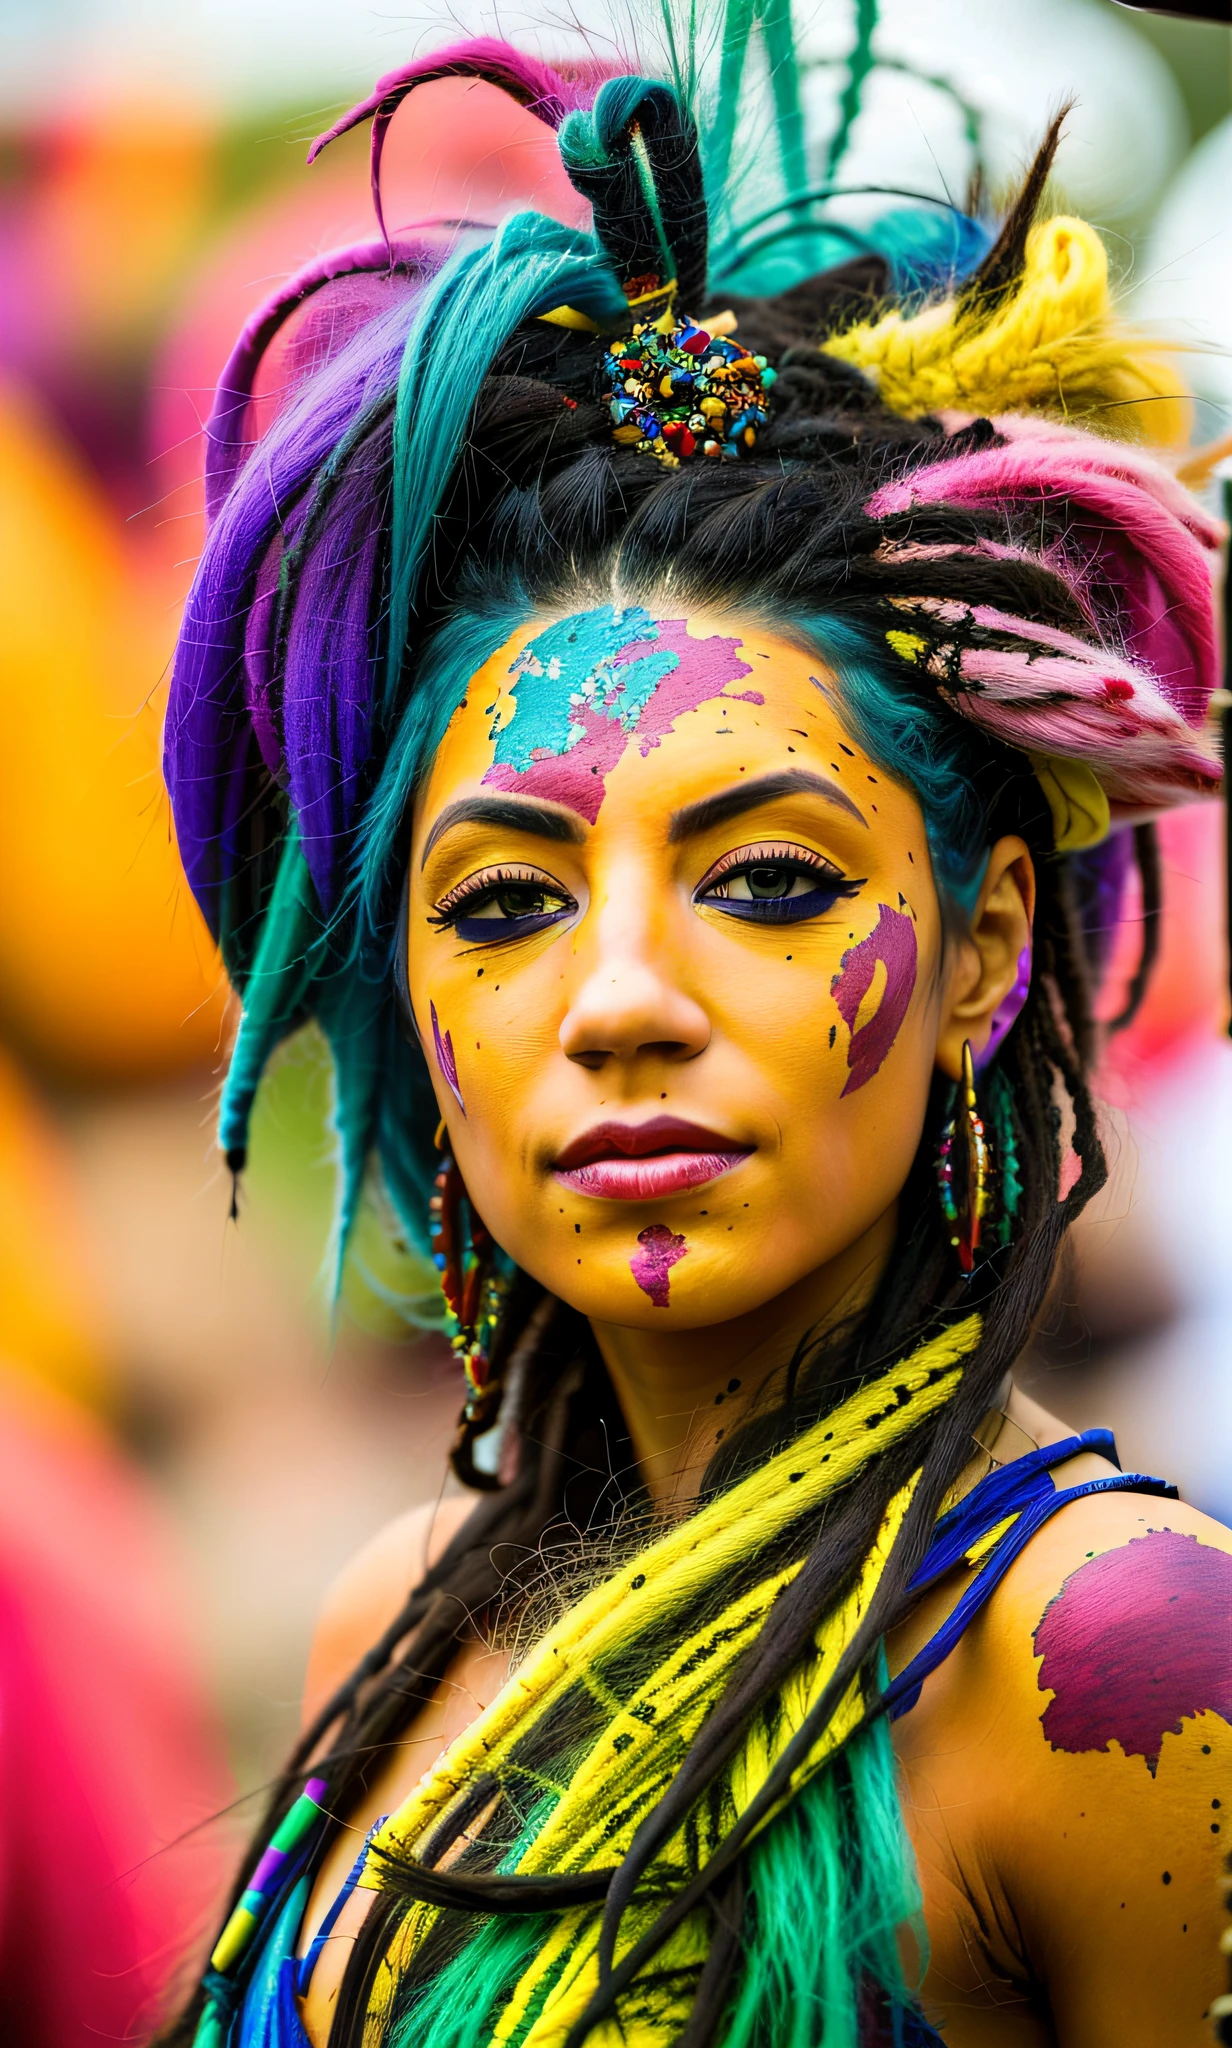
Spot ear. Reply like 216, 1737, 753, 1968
935, 836, 1035, 1083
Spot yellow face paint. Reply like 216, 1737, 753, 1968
407, 609, 944, 1332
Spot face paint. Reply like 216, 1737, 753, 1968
430, 1000, 465, 1114
482, 607, 763, 825
1034, 1530, 1232, 1775
830, 904, 917, 1096
976, 944, 1032, 1071
629, 1224, 689, 1308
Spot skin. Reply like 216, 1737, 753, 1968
293, 610, 1229, 2044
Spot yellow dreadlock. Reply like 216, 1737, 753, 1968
823, 215, 1188, 448
356, 1316, 982, 2048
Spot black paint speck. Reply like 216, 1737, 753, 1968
785, 954, 792, 961
714, 1392, 725, 1406
476, 968, 484, 978
829, 1025, 837, 1048
631, 1574, 645, 1588
839, 744, 855, 757
728, 1379, 741, 1393
1162, 1871, 1172, 1885
789, 1472, 805, 1483
574, 1223, 581, 1234
1203, 1745, 1212, 1755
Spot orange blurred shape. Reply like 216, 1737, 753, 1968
0, 376, 229, 1081
0, 1043, 113, 1409
22, 105, 214, 363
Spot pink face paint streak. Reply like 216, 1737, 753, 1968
1034, 1530, 1232, 1775
483, 617, 764, 825
430, 1000, 465, 1114
629, 1224, 689, 1308
830, 904, 918, 1097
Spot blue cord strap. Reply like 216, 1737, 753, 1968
885, 1430, 1177, 1721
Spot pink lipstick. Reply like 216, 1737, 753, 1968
553, 1116, 751, 1200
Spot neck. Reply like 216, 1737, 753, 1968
590, 1205, 899, 1512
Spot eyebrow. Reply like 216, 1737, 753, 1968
421, 794, 588, 867
668, 769, 867, 842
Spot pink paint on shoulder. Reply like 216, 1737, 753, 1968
1034, 1529, 1232, 1774
430, 1000, 465, 1114
630, 1224, 689, 1308
830, 904, 917, 1096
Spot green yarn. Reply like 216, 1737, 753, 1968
385, 1718, 922, 2048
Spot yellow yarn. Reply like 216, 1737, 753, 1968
823, 216, 1188, 448
1030, 753, 1111, 852
357, 1314, 983, 2046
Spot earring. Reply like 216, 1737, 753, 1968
428, 1139, 515, 1478
936, 1040, 992, 1276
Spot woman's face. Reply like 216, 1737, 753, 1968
408, 605, 950, 1331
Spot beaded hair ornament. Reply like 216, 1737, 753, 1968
601, 308, 774, 464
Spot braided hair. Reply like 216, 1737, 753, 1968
160, 32, 1219, 2048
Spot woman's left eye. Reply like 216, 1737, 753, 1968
695, 847, 865, 925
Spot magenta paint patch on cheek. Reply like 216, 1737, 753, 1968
1034, 1531, 1232, 1774
481, 606, 763, 824
430, 1000, 465, 1114
629, 1224, 689, 1308
830, 903, 917, 1096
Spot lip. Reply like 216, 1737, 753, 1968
553, 1116, 752, 1201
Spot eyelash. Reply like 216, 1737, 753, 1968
694, 842, 865, 924
429, 864, 577, 944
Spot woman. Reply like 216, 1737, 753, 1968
164, 19, 1232, 2046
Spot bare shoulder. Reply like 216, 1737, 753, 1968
896, 1481, 1232, 2043
301, 1493, 476, 1730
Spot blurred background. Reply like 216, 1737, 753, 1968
0, 0, 1231, 2030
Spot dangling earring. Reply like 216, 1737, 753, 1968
936, 1041, 992, 1276
428, 1126, 515, 1478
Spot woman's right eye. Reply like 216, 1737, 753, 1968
429, 869, 577, 945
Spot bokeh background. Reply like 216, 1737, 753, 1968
1, 0, 1231, 2023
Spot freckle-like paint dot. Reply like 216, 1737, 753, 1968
699, 1209, 707, 1215
787, 746, 795, 753
785, 954, 792, 961
867, 775, 877, 784
577, 1258, 581, 1265
1214, 1823, 1222, 1833
477, 968, 484, 978
789, 1472, 804, 1483
727, 1224, 733, 1231
839, 744, 855, 757
907, 850, 914, 864
728, 1379, 740, 1392
661, 1093, 667, 1100
829, 1024, 837, 1048
716, 1427, 724, 1441
574, 1223, 581, 1234
1213, 1799, 1222, 1808
714, 1392, 724, 1406
631, 1573, 645, 1588
1203, 1745, 1212, 1754
1162, 1871, 1172, 1884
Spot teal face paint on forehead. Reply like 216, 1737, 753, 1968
482, 606, 763, 823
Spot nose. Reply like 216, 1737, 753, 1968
560, 956, 711, 1070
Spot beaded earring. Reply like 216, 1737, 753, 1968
936, 1040, 993, 1276
936, 1045, 1023, 1274
428, 1125, 515, 1486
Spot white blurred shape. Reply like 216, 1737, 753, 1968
1134, 112, 1232, 423
0, 0, 1188, 243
